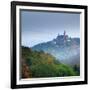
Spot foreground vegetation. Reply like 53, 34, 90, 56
21, 46, 80, 78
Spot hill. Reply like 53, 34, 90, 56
32, 32, 80, 65
21, 46, 79, 78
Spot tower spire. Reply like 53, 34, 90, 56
64, 30, 66, 42
64, 30, 66, 36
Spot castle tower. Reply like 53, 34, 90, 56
64, 30, 66, 43
64, 30, 66, 37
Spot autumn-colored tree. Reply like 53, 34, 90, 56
22, 59, 32, 78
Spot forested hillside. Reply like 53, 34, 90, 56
21, 46, 79, 78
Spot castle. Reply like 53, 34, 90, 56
57, 31, 68, 40
54, 31, 70, 45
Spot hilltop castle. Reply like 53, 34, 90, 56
57, 30, 68, 40
53, 31, 71, 45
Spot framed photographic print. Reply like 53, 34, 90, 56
11, 1, 88, 89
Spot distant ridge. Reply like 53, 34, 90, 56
32, 31, 80, 65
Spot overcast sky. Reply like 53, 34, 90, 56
21, 10, 80, 47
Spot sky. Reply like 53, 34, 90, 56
21, 10, 80, 47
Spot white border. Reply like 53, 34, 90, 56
16, 5, 85, 85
